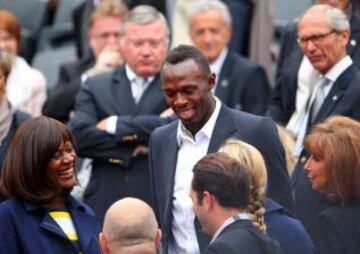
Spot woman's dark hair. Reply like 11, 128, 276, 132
0, 116, 76, 204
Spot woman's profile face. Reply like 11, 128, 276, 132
0, 29, 18, 55
47, 140, 77, 191
304, 154, 328, 193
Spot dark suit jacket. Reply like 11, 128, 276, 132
0, 196, 101, 254
292, 64, 360, 230
0, 110, 29, 171
205, 219, 281, 254
223, 0, 253, 56
309, 201, 360, 254
268, 14, 360, 125
70, 65, 168, 223
42, 56, 95, 123
215, 50, 270, 115
149, 104, 292, 253
264, 199, 314, 254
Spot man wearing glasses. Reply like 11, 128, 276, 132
291, 4, 360, 231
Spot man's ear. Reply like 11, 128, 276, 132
208, 73, 216, 90
99, 232, 109, 254
202, 191, 214, 211
155, 229, 162, 251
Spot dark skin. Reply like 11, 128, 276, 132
160, 59, 216, 136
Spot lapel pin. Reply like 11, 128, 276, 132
350, 39, 357, 47
221, 80, 228, 88
332, 95, 338, 101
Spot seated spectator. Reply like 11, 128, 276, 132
304, 115, 360, 254
0, 10, 47, 117
0, 49, 29, 170
43, 0, 129, 123
0, 116, 102, 254
100, 197, 161, 254
190, 152, 281, 254
219, 139, 314, 254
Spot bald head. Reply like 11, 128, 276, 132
100, 198, 161, 254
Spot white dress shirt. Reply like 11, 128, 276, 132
169, 97, 221, 254
286, 56, 320, 138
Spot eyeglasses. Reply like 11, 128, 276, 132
297, 30, 336, 47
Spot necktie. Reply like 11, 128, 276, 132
294, 77, 330, 156
133, 76, 146, 104
309, 77, 329, 121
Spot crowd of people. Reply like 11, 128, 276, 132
0, 0, 360, 253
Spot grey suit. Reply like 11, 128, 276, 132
149, 104, 292, 253
70, 65, 168, 223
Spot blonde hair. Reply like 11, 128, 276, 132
219, 139, 267, 233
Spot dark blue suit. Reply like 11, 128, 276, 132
205, 219, 281, 254
0, 110, 29, 171
292, 64, 360, 230
309, 201, 360, 254
0, 196, 101, 254
70, 65, 168, 223
268, 14, 360, 125
215, 51, 270, 115
149, 104, 292, 253
264, 199, 314, 254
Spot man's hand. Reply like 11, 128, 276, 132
96, 117, 109, 131
86, 46, 124, 77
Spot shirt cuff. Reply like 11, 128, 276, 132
106, 116, 117, 134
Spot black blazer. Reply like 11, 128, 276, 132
268, 14, 360, 125
309, 201, 360, 254
205, 219, 281, 254
292, 64, 360, 230
70, 65, 168, 223
149, 104, 292, 253
215, 50, 270, 115
42, 56, 95, 123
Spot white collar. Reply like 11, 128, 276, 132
210, 212, 252, 243
176, 96, 221, 145
125, 64, 155, 83
209, 48, 228, 80
323, 55, 352, 83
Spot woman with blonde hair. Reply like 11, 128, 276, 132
219, 139, 314, 254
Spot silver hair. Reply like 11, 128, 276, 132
187, 0, 232, 28
119, 5, 170, 39
300, 4, 350, 32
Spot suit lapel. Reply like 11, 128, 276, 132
215, 52, 232, 101
314, 65, 356, 123
163, 125, 179, 236
208, 105, 237, 153
68, 198, 100, 252
134, 75, 163, 114
112, 68, 136, 114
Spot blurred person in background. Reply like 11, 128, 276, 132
0, 10, 47, 117
0, 49, 29, 171
0, 116, 102, 254
304, 115, 360, 254
43, 0, 129, 123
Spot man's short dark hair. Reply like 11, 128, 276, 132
192, 152, 250, 209
162, 45, 211, 78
